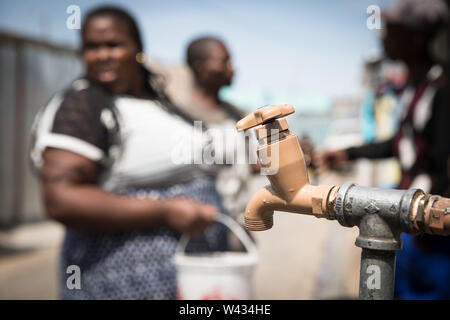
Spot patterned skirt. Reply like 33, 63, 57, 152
60, 176, 228, 300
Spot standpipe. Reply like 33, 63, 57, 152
236, 104, 450, 300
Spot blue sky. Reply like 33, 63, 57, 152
0, 0, 393, 98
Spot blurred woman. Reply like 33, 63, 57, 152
30, 6, 229, 299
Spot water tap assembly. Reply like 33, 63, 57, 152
237, 104, 450, 300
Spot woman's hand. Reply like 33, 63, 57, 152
314, 149, 349, 174
163, 199, 217, 237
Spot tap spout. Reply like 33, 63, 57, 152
244, 184, 338, 231
244, 185, 286, 231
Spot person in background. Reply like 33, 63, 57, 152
316, 0, 450, 299
358, 55, 407, 188
173, 36, 259, 221
30, 6, 230, 299
182, 36, 243, 126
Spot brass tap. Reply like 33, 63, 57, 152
236, 104, 450, 236
236, 104, 338, 231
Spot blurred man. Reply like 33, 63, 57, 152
181, 36, 243, 125
316, 0, 450, 299
165, 36, 260, 225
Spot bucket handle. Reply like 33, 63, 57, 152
175, 213, 258, 258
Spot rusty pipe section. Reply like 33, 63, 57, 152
415, 194, 450, 236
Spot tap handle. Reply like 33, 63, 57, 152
236, 104, 295, 131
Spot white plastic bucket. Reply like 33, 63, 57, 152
174, 213, 258, 300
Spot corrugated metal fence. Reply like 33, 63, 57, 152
0, 31, 82, 227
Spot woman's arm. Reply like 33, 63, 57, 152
346, 138, 395, 160
315, 138, 395, 172
40, 148, 215, 234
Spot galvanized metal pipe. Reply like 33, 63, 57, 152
335, 182, 425, 300
359, 249, 396, 300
